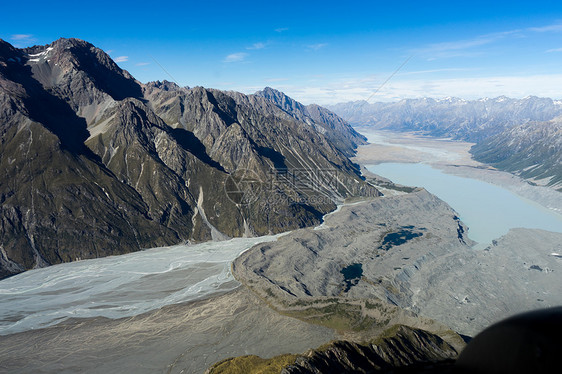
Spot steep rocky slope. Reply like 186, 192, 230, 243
0, 38, 378, 278
0, 39, 176, 278
255, 87, 367, 156
470, 117, 562, 190
206, 325, 458, 374
327, 96, 562, 142
207, 307, 562, 374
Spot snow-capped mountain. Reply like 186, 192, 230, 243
327, 96, 562, 142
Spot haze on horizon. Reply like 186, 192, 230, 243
2, 0, 562, 105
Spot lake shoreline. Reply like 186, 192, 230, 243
2, 129, 560, 373
353, 129, 562, 214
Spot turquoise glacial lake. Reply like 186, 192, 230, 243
367, 163, 562, 248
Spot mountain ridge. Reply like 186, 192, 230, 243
256, 87, 368, 157
328, 96, 562, 192
327, 96, 562, 142
470, 116, 562, 190
0, 38, 378, 279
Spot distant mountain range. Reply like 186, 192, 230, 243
328, 97, 562, 191
0, 38, 376, 279
327, 96, 562, 142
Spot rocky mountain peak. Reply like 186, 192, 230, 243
0, 38, 379, 279
0, 39, 21, 62
256, 86, 307, 113
145, 80, 183, 92
15, 37, 142, 106
255, 87, 367, 156
31, 38, 129, 76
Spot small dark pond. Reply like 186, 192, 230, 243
341, 263, 363, 292
379, 229, 423, 251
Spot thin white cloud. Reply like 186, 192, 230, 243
414, 30, 519, 60
223, 52, 248, 63
114, 56, 128, 63
9, 34, 36, 47
135, 62, 150, 66
247, 42, 266, 50
11, 34, 34, 41
398, 68, 476, 76
408, 22, 562, 61
528, 23, 562, 32
307, 43, 328, 51
253, 74, 562, 105
415, 23, 562, 60
546, 47, 562, 53
424, 37, 494, 52
275, 27, 288, 33
264, 77, 289, 83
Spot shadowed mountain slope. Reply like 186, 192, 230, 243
0, 38, 378, 278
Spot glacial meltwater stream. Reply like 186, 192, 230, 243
0, 235, 281, 335
3, 128, 562, 337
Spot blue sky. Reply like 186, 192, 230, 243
2, 0, 562, 104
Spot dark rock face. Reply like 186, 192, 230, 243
255, 87, 368, 156
470, 118, 562, 190
0, 39, 174, 279
0, 38, 378, 279
207, 308, 562, 374
282, 326, 458, 374
204, 325, 458, 374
